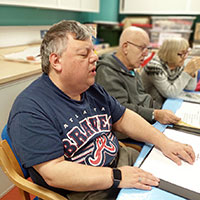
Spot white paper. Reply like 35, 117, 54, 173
140, 129, 200, 194
177, 91, 200, 104
3, 46, 41, 63
175, 101, 200, 128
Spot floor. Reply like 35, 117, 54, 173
0, 186, 36, 200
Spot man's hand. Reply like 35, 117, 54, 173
118, 166, 160, 190
154, 109, 181, 124
158, 137, 195, 166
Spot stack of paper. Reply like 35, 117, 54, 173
3, 46, 40, 64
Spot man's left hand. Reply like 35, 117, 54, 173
160, 138, 195, 165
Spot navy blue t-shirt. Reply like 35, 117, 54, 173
7, 73, 125, 170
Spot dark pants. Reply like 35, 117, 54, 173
66, 146, 139, 200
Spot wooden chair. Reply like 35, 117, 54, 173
119, 138, 144, 152
0, 126, 138, 200
119, 141, 143, 152
0, 125, 67, 200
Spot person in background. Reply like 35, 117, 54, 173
95, 26, 181, 140
7, 20, 195, 200
195, 70, 200, 91
141, 38, 200, 108
195, 80, 200, 91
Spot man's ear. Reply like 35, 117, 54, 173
49, 53, 62, 72
122, 42, 128, 55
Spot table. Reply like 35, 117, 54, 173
117, 98, 187, 200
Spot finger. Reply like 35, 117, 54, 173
173, 117, 181, 124
178, 150, 194, 164
188, 145, 196, 161
138, 172, 160, 185
165, 111, 180, 123
136, 174, 160, 190
173, 144, 196, 164
168, 153, 182, 166
140, 175, 160, 186
184, 144, 195, 163
168, 144, 195, 165
170, 115, 181, 124
136, 183, 152, 190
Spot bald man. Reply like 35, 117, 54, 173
96, 26, 181, 140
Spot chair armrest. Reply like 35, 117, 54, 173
0, 145, 68, 200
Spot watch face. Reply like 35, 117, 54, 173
113, 168, 122, 180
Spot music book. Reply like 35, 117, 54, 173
174, 101, 200, 133
177, 91, 200, 104
139, 128, 200, 200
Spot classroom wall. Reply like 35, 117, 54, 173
1, 1, 199, 29
0, 5, 82, 26
0, 0, 119, 26
80, 0, 119, 22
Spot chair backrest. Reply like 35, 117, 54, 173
0, 139, 32, 200
0, 126, 68, 200
1, 125, 29, 178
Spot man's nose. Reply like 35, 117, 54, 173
90, 50, 98, 63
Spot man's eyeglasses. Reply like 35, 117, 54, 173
126, 41, 152, 52
177, 48, 191, 59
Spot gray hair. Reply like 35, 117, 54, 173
158, 38, 189, 65
40, 20, 93, 74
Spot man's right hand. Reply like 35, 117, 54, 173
154, 109, 181, 124
118, 166, 160, 190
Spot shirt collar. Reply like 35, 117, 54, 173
112, 53, 135, 76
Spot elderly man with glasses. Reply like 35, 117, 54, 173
141, 38, 200, 108
95, 26, 181, 141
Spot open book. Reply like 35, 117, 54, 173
177, 91, 200, 104
140, 128, 200, 200
174, 101, 200, 132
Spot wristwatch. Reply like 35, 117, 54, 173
111, 168, 122, 188
152, 111, 155, 120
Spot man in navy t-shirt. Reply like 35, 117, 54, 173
7, 20, 195, 200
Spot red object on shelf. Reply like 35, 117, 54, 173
119, 23, 152, 28
131, 23, 152, 28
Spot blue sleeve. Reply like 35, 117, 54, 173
8, 104, 64, 168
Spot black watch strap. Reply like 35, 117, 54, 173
111, 168, 122, 189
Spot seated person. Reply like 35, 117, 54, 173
95, 26, 181, 140
141, 38, 200, 108
195, 70, 200, 91
195, 80, 200, 91
7, 20, 195, 200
